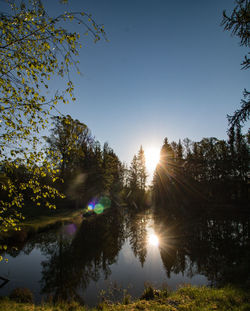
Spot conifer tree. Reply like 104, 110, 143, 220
137, 146, 147, 192
222, 0, 250, 131
129, 155, 138, 191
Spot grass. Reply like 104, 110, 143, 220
0, 285, 249, 311
21, 207, 83, 231
0, 207, 83, 241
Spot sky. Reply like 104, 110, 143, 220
45, 0, 249, 166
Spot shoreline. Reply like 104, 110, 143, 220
0, 285, 249, 310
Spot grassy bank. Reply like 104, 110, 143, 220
0, 285, 249, 311
0, 207, 84, 242
21, 206, 84, 231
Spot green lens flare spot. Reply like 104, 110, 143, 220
99, 196, 111, 209
94, 203, 104, 214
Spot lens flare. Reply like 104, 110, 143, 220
87, 203, 95, 211
86, 196, 111, 215
94, 203, 104, 214
64, 223, 77, 236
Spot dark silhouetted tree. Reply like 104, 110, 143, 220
221, 0, 250, 131
137, 146, 147, 192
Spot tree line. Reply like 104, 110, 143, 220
45, 115, 148, 208
153, 128, 249, 214
1, 110, 249, 233
0, 113, 149, 229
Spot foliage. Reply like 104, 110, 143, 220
153, 132, 249, 211
46, 115, 90, 178
221, 0, 250, 46
140, 284, 160, 300
0, 286, 249, 310
0, 0, 105, 233
227, 89, 250, 131
221, 0, 250, 131
153, 138, 178, 208
45, 116, 123, 206
137, 146, 147, 191
128, 155, 138, 191
126, 146, 147, 207
102, 142, 124, 196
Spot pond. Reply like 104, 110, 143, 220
0, 207, 249, 306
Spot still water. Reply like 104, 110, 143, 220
0, 207, 249, 305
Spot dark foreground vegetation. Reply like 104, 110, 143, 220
153, 129, 249, 215
0, 285, 249, 311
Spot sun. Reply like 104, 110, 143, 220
148, 233, 159, 246
144, 147, 160, 174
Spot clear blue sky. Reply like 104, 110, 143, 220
48, 0, 249, 165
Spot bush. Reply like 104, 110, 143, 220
140, 285, 160, 300
9, 287, 33, 303
123, 293, 131, 305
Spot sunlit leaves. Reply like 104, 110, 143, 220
0, 0, 106, 243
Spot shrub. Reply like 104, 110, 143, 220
140, 285, 160, 300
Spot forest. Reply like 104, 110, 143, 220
1, 111, 249, 223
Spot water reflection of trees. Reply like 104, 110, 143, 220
153, 209, 250, 287
0, 224, 62, 259
39, 208, 125, 303
0, 208, 126, 303
126, 211, 148, 267
33, 208, 151, 300
2, 206, 249, 302
1, 208, 151, 302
